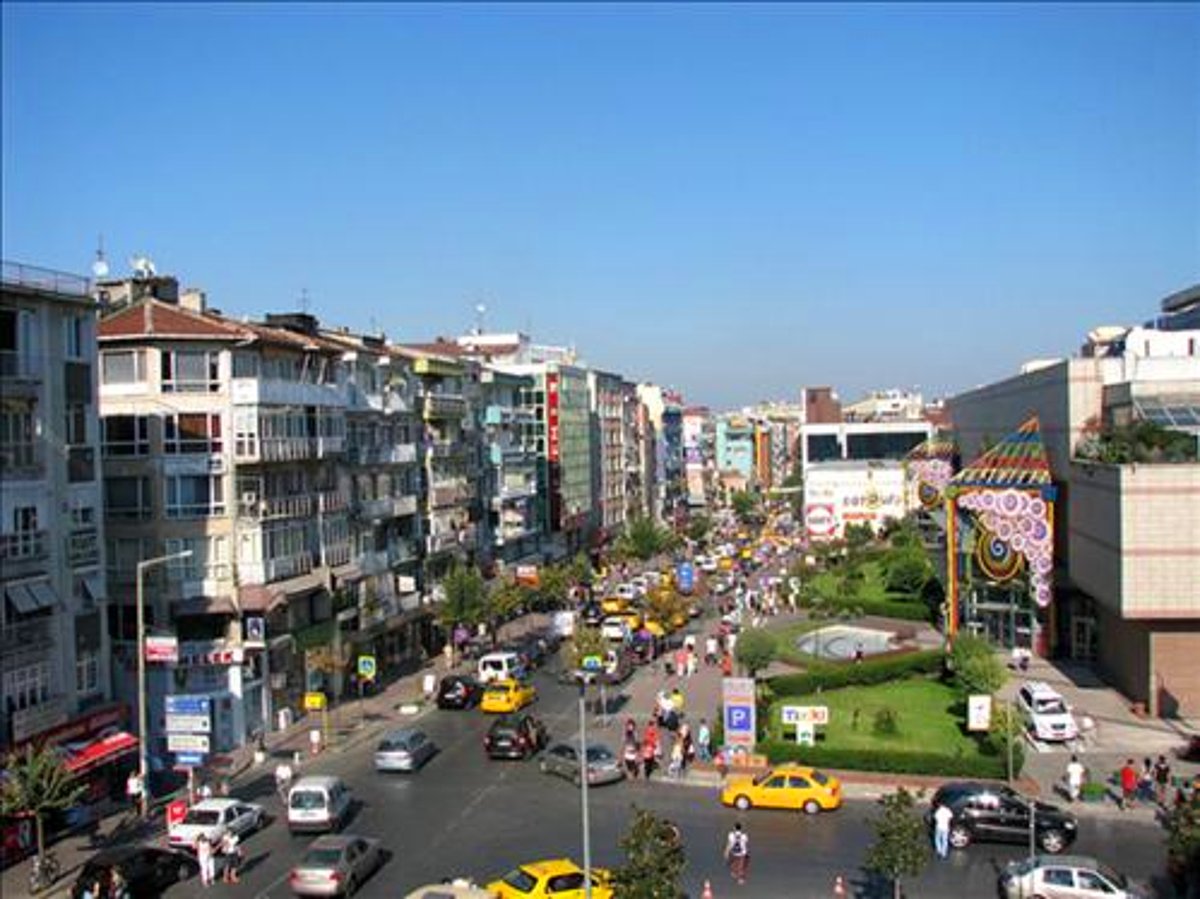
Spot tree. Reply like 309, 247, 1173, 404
620, 516, 670, 561
685, 514, 712, 544
563, 626, 608, 671
730, 490, 758, 524
1, 744, 86, 867
863, 787, 930, 899
885, 550, 932, 595
533, 564, 572, 611
484, 580, 530, 642
1166, 793, 1200, 895
611, 806, 686, 898
949, 634, 1007, 697
644, 588, 688, 632
439, 563, 486, 629
734, 628, 776, 678
566, 552, 593, 587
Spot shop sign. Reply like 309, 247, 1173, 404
781, 705, 829, 726
166, 733, 210, 753
144, 635, 179, 664
967, 695, 993, 732
165, 714, 211, 734
304, 691, 327, 711
805, 504, 836, 537
515, 565, 539, 587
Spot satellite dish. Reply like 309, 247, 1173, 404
92, 255, 109, 279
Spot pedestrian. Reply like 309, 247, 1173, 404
853, 642, 865, 664
110, 868, 130, 899
81, 878, 104, 899
727, 632, 738, 657
932, 801, 954, 859
623, 737, 641, 780
275, 759, 294, 800
697, 718, 712, 763
668, 737, 684, 779
642, 721, 659, 778
674, 646, 688, 680
196, 833, 216, 887
680, 723, 695, 770
724, 821, 750, 884
221, 829, 241, 883
685, 649, 698, 678
198, 781, 213, 801
705, 635, 718, 666
1065, 754, 1086, 802
1138, 757, 1155, 803
671, 686, 685, 717
1119, 759, 1138, 810
624, 717, 637, 744
1154, 755, 1173, 807
721, 651, 733, 677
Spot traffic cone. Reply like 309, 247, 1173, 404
701, 880, 714, 899
833, 874, 846, 897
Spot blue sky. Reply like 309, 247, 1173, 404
3, 3, 1197, 410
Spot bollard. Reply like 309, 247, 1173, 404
701, 880, 714, 899
833, 874, 846, 897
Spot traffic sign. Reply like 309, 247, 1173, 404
174, 752, 205, 767
357, 655, 377, 682
722, 676, 757, 750
581, 655, 603, 672
165, 695, 211, 716
725, 705, 753, 733
165, 714, 211, 734
304, 691, 327, 711
167, 733, 210, 753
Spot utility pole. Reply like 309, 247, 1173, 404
1006, 696, 1014, 784
578, 673, 594, 899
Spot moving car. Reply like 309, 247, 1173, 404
288, 776, 353, 834
721, 765, 842, 814
71, 846, 198, 898
999, 855, 1150, 899
1017, 682, 1080, 743
480, 678, 537, 714
927, 782, 1078, 854
485, 714, 549, 760
374, 727, 437, 772
436, 675, 483, 709
166, 798, 265, 850
477, 651, 526, 685
487, 858, 614, 899
539, 742, 624, 786
288, 834, 384, 897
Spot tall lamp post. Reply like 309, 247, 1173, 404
136, 550, 192, 817
577, 670, 596, 899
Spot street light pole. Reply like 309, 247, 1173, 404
578, 674, 593, 899
136, 550, 192, 818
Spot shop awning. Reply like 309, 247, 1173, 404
240, 573, 324, 612
63, 731, 139, 775
81, 572, 106, 603
5, 580, 57, 614
174, 595, 238, 617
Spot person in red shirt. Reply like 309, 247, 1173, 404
1119, 759, 1138, 810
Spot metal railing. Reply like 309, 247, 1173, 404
0, 350, 43, 382
0, 530, 48, 562
2, 260, 90, 296
67, 528, 100, 568
240, 494, 314, 520
0, 616, 55, 654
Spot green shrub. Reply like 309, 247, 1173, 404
873, 707, 900, 737
767, 649, 943, 695
761, 740, 1015, 778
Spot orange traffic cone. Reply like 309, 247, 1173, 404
701, 879, 714, 899
833, 874, 846, 897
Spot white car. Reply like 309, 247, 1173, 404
168, 798, 265, 850
600, 616, 631, 643
1017, 682, 1079, 742
999, 855, 1149, 899
614, 584, 636, 601
699, 557, 718, 573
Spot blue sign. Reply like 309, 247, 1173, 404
676, 562, 695, 593
165, 695, 211, 716
725, 704, 753, 734
174, 752, 206, 767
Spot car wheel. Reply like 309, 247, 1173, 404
1038, 829, 1068, 854
734, 795, 752, 811
177, 862, 193, 883
949, 824, 972, 849
346, 874, 358, 895
803, 800, 821, 815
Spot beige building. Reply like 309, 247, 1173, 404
948, 307, 1200, 716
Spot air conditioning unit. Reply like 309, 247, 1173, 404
241, 492, 258, 506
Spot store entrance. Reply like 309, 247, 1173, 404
964, 585, 1037, 651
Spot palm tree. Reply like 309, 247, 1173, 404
1, 744, 86, 869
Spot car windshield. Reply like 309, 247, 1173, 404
182, 810, 221, 826
302, 848, 344, 867
1036, 699, 1069, 715
501, 868, 538, 892
1096, 862, 1127, 888
811, 772, 830, 786
378, 740, 409, 752
290, 790, 326, 810
587, 747, 614, 762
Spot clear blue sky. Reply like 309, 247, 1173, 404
3, 3, 1197, 410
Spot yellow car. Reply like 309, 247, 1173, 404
641, 618, 667, 638
480, 679, 537, 714
721, 765, 842, 814
487, 859, 613, 899
600, 596, 629, 616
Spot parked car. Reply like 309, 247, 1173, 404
488, 859, 613, 899
72, 846, 198, 898
288, 834, 384, 897
999, 855, 1150, 899
167, 798, 265, 850
374, 727, 437, 772
1017, 682, 1080, 743
539, 742, 624, 786
927, 782, 1078, 854
404, 880, 494, 899
436, 675, 483, 710
485, 714, 549, 760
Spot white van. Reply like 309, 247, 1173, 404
477, 651, 525, 685
287, 775, 352, 834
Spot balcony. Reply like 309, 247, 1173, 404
359, 549, 390, 575
264, 551, 314, 583
241, 494, 314, 520
2, 260, 90, 296
230, 377, 345, 408
429, 481, 473, 509
361, 389, 410, 414
315, 436, 345, 458
426, 531, 462, 555
66, 527, 100, 569
0, 530, 48, 577
322, 541, 353, 568
348, 442, 418, 466
1, 616, 55, 657
0, 350, 42, 396
422, 393, 467, 419
390, 538, 418, 564
426, 441, 467, 461
484, 405, 535, 426
317, 490, 350, 514
0, 444, 44, 480
258, 436, 315, 463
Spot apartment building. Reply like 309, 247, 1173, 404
480, 367, 541, 566
624, 382, 652, 522
1, 262, 109, 749
588, 370, 629, 541
948, 290, 1200, 716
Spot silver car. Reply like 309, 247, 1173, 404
999, 855, 1150, 899
374, 727, 437, 772
539, 742, 625, 786
288, 834, 383, 897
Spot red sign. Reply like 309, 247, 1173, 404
547, 377, 560, 462
145, 635, 179, 663
11, 704, 127, 753
805, 504, 837, 538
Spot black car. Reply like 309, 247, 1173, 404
484, 713, 549, 760
436, 675, 483, 709
580, 602, 604, 627
927, 782, 1078, 854
71, 846, 198, 898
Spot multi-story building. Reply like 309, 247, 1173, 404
795, 417, 933, 477
715, 415, 757, 483
2, 262, 109, 749
947, 287, 1200, 716
636, 384, 687, 524
681, 406, 710, 508
623, 381, 651, 522
479, 366, 541, 566
843, 388, 927, 423
588, 370, 629, 542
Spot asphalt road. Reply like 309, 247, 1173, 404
152, 660, 1172, 899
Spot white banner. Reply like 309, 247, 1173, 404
166, 733, 210, 753
165, 714, 211, 734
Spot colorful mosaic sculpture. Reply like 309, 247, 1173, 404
904, 437, 957, 510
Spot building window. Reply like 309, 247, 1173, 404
100, 350, 147, 384
161, 350, 219, 393
232, 351, 259, 378
101, 415, 149, 456
164, 536, 230, 581
75, 652, 100, 697
64, 403, 87, 446
105, 476, 152, 520
164, 413, 222, 454
106, 537, 151, 582
165, 474, 225, 518
233, 410, 258, 457
0, 405, 37, 469
64, 315, 88, 360
3, 661, 52, 712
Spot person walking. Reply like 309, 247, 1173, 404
642, 721, 659, 779
724, 822, 750, 884
697, 718, 712, 762
705, 635, 719, 666
275, 758, 294, 800
1138, 758, 1155, 803
221, 829, 241, 884
1065, 754, 1086, 802
932, 801, 954, 859
668, 737, 684, 779
1119, 759, 1138, 810
196, 833, 216, 888
1154, 755, 1173, 807
623, 736, 641, 780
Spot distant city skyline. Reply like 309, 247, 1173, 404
3, 3, 1196, 409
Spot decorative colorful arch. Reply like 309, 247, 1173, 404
903, 437, 958, 510
944, 416, 1056, 635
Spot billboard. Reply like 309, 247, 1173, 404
804, 463, 907, 539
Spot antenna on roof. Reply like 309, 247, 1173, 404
474, 303, 487, 336
299, 287, 310, 314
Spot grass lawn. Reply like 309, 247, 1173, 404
770, 678, 985, 758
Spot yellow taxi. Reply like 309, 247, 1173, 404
641, 617, 667, 638
721, 765, 842, 814
479, 678, 537, 714
718, 557, 734, 572
487, 859, 613, 899
599, 596, 629, 616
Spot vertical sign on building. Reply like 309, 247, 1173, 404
722, 676, 757, 755
547, 373, 560, 463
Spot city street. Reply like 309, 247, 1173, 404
148, 661, 1171, 899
